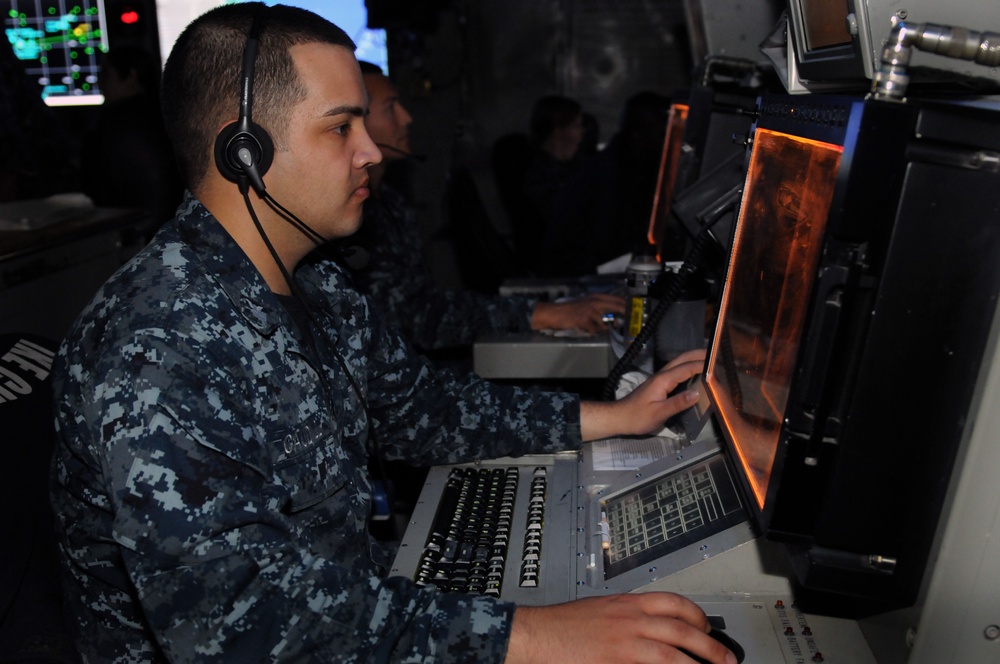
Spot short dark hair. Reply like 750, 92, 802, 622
529, 95, 582, 144
161, 2, 355, 190
357, 60, 385, 77
618, 90, 669, 134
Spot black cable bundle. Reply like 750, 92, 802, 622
601, 230, 713, 400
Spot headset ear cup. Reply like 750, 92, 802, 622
214, 122, 243, 183
213, 121, 275, 184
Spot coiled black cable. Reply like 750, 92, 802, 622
600, 183, 742, 401
601, 230, 713, 400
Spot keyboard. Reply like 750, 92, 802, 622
412, 466, 548, 596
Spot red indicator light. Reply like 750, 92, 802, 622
120, 10, 139, 25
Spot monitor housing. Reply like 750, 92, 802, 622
705, 93, 1000, 609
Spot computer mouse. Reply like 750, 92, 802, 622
679, 628, 746, 664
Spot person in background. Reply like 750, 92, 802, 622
81, 46, 183, 226
513, 94, 588, 272
49, 5, 734, 662
493, 94, 589, 274
346, 62, 624, 355
541, 91, 670, 277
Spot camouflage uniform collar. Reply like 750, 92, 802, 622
175, 192, 287, 338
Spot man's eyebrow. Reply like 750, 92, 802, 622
322, 105, 367, 118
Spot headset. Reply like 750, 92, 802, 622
214, 13, 273, 197
214, 8, 327, 248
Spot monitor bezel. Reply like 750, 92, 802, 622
646, 98, 691, 254
786, 0, 872, 83
703, 95, 863, 534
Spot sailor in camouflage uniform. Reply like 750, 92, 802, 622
53, 189, 583, 662
49, 4, 731, 663
346, 62, 624, 353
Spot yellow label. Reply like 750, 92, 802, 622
628, 297, 645, 338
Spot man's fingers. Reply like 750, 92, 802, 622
659, 347, 707, 371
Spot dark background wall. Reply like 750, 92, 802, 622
372, 0, 696, 288
28, 0, 783, 291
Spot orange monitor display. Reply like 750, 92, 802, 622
647, 103, 690, 255
705, 128, 842, 508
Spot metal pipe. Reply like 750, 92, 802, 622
870, 19, 1000, 102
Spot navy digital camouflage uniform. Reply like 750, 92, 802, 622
50, 193, 582, 663
351, 184, 536, 350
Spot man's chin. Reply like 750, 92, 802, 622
338, 211, 364, 238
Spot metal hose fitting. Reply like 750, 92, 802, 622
870, 19, 1000, 101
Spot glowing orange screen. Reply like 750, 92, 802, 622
706, 128, 842, 508
647, 103, 690, 252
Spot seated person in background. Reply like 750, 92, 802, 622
541, 91, 670, 277
48, 5, 736, 662
346, 62, 624, 353
81, 45, 183, 226
511, 94, 587, 272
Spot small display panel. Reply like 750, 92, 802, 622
601, 455, 745, 579
4, 0, 107, 106
705, 128, 842, 509
799, 0, 853, 51
647, 102, 690, 255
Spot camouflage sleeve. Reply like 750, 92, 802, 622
344, 305, 581, 466
304, 253, 582, 469
54, 325, 520, 663
363, 252, 536, 350
357, 199, 536, 350
381, 279, 536, 350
